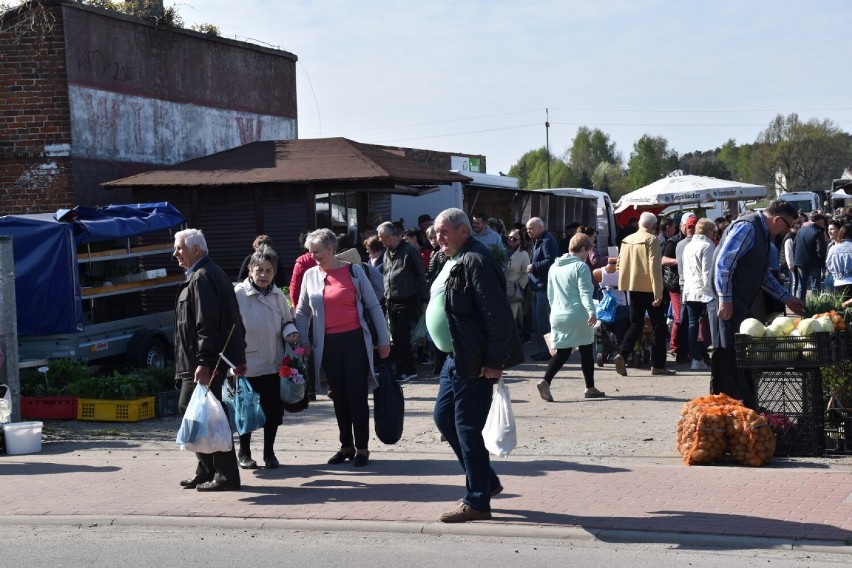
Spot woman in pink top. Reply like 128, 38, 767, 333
295, 229, 390, 467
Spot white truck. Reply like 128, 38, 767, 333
0, 203, 186, 369
778, 191, 822, 214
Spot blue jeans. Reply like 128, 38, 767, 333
532, 288, 551, 355
433, 356, 500, 512
795, 266, 822, 301
685, 301, 707, 362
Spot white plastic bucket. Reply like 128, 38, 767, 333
3, 421, 43, 455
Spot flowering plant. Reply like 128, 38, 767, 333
280, 344, 308, 404
279, 345, 307, 384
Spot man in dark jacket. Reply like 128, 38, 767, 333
378, 221, 429, 383
711, 202, 805, 408
526, 217, 559, 360
792, 212, 828, 301
173, 228, 247, 492
427, 208, 523, 523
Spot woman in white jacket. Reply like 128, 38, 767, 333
234, 245, 298, 470
681, 219, 716, 371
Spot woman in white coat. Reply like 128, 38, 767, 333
504, 228, 530, 321
234, 245, 298, 469
536, 233, 604, 402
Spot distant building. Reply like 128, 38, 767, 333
1, 0, 297, 214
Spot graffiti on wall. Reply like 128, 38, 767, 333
68, 85, 297, 165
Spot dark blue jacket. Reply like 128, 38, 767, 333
793, 223, 826, 268
529, 231, 559, 291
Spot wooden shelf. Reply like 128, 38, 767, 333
78, 244, 173, 263
81, 274, 183, 299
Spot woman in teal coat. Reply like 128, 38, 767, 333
536, 233, 605, 402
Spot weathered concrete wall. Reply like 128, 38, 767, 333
1, 2, 298, 211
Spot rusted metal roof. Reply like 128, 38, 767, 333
102, 137, 471, 192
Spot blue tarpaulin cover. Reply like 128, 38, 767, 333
0, 203, 185, 335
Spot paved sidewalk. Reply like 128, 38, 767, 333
2, 353, 851, 549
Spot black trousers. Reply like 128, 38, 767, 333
543, 344, 595, 388
179, 374, 240, 486
388, 297, 419, 376
239, 373, 283, 459
618, 291, 668, 369
322, 329, 370, 450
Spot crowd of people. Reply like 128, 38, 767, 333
170, 198, 837, 521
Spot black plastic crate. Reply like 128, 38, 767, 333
155, 390, 180, 418
735, 332, 834, 369
756, 368, 824, 457
824, 417, 851, 455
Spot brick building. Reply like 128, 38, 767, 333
1, 0, 297, 214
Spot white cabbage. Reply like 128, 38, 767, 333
739, 318, 765, 337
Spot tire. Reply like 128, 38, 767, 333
126, 331, 169, 369
596, 352, 604, 367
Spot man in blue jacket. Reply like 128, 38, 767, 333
526, 217, 559, 360
792, 212, 828, 301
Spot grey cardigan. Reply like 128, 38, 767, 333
294, 262, 389, 395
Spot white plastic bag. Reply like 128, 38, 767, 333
483, 376, 516, 458
176, 384, 233, 453
0, 383, 11, 424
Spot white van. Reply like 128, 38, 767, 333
778, 191, 821, 214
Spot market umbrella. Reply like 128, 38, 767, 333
614, 171, 767, 213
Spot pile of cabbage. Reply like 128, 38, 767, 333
738, 315, 834, 363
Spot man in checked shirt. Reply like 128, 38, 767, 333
709, 200, 805, 409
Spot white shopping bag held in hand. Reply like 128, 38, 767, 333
483, 376, 517, 458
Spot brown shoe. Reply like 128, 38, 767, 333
440, 502, 492, 523
614, 354, 627, 376
651, 367, 676, 376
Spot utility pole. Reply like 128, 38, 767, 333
0, 236, 20, 422
545, 108, 551, 189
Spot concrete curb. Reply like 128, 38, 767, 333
2, 515, 850, 553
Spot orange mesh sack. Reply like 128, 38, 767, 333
725, 406, 776, 467
679, 406, 729, 465
677, 394, 743, 456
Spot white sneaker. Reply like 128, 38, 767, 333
690, 360, 709, 371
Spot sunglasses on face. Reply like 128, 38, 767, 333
508, 236, 520, 242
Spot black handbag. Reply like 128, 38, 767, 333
662, 266, 680, 292
373, 362, 404, 444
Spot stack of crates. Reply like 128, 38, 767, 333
735, 332, 836, 457
754, 369, 824, 456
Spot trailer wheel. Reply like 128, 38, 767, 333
126, 332, 169, 369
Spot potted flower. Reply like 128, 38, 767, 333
279, 345, 307, 406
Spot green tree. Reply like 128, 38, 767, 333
507, 147, 576, 189
717, 138, 754, 182
678, 149, 732, 179
568, 127, 618, 189
592, 161, 626, 196
626, 134, 678, 189
753, 113, 852, 193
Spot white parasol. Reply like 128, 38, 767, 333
614, 171, 766, 213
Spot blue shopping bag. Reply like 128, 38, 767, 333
596, 289, 618, 323
222, 376, 265, 435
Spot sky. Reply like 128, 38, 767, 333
181, 0, 852, 178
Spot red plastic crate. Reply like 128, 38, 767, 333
20, 396, 78, 420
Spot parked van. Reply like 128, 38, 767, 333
778, 191, 821, 214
